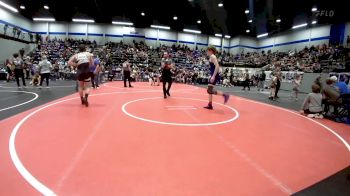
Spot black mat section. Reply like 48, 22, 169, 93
196, 85, 307, 111
0, 80, 76, 120
292, 166, 350, 196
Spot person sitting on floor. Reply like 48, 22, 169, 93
300, 84, 323, 118
30, 72, 41, 87
222, 77, 232, 88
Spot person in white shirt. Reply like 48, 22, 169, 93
68, 44, 93, 107
38, 55, 52, 88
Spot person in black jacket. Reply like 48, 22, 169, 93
161, 53, 173, 99
242, 70, 250, 91
274, 72, 282, 98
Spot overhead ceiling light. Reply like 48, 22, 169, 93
173, 16, 178, 20
276, 18, 281, 23
218, 3, 223, 7
183, 29, 201, 34
112, 21, 133, 26
248, 19, 253, 23
20, 5, 25, 10
245, 9, 250, 14
151, 25, 171, 30
197, 20, 201, 24
215, 34, 222, 37
246, 29, 250, 33
292, 23, 307, 29
312, 7, 317, 12
224, 35, 231, 39
72, 18, 95, 23
141, 12, 145, 16
257, 33, 268, 38
311, 20, 317, 24
33, 17, 56, 22
43, 5, 49, 10
0, 1, 18, 13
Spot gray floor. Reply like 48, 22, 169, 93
197, 84, 307, 111
0, 80, 349, 195
0, 80, 76, 120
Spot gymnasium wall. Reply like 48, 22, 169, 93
258, 25, 331, 53
0, 38, 36, 63
0, 7, 32, 33
0, 7, 34, 63
0, 6, 348, 62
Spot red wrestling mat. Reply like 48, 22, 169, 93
0, 82, 349, 196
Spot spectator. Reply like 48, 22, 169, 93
5, 59, 13, 82
314, 75, 323, 91
335, 76, 349, 95
93, 56, 101, 88
4, 24, 8, 35
269, 74, 278, 100
300, 84, 323, 118
222, 77, 232, 88
291, 74, 302, 100
29, 33, 33, 42
323, 78, 341, 115
30, 72, 41, 86
242, 70, 250, 91
257, 71, 266, 91
16, 28, 21, 39
122, 59, 133, 88
38, 55, 52, 88
53, 61, 59, 80
274, 72, 282, 98
12, 27, 16, 37
12, 53, 26, 88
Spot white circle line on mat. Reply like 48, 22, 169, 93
122, 97, 239, 126
183, 91, 350, 152
103, 83, 198, 92
9, 90, 161, 196
0, 91, 39, 112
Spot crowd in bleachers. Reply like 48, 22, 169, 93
3, 38, 349, 84
1, 38, 349, 123
223, 44, 350, 73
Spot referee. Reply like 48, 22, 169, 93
122, 59, 133, 88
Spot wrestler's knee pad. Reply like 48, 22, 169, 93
207, 86, 217, 94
